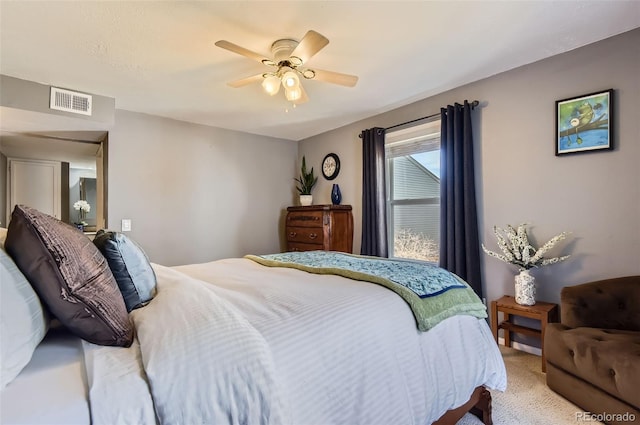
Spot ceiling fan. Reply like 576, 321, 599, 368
215, 30, 358, 104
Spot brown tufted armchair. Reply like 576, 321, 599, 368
545, 276, 640, 424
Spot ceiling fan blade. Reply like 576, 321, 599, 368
311, 69, 359, 87
227, 73, 264, 88
290, 30, 329, 64
294, 84, 309, 104
215, 40, 269, 63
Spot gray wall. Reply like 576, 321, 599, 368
0, 152, 6, 226
1, 29, 637, 300
0, 75, 298, 266
108, 110, 297, 266
299, 28, 640, 307
0, 75, 114, 126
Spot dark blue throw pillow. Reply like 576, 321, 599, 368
93, 230, 156, 312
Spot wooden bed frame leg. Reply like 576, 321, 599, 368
469, 387, 492, 425
433, 386, 492, 425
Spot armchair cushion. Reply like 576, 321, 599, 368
560, 276, 640, 331
546, 324, 640, 409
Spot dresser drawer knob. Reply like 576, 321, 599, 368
308, 233, 318, 240
289, 231, 297, 237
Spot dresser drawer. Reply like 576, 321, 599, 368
286, 226, 324, 243
285, 205, 353, 254
287, 242, 324, 252
286, 211, 324, 228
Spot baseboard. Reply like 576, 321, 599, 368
498, 337, 542, 356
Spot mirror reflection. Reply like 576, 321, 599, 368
0, 131, 107, 232
70, 175, 97, 230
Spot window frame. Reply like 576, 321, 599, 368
385, 118, 441, 261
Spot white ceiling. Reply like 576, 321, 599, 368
1, 1, 639, 141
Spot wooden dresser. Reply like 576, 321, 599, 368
285, 205, 353, 253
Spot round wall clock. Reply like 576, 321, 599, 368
322, 153, 340, 180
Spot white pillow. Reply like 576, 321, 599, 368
0, 247, 48, 388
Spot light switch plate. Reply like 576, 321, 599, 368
121, 219, 132, 232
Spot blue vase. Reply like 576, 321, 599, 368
331, 184, 342, 205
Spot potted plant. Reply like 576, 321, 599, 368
73, 200, 91, 231
482, 223, 571, 305
294, 156, 317, 206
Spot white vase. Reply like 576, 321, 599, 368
299, 195, 312, 206
515, 269, 536, 305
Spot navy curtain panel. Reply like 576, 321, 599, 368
360, 127, 388, 257
439, 101, 482, 297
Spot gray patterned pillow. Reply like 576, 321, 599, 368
93, 230, 157, 312
4, 205, 133, 347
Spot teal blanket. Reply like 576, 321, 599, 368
245, 251, 487, 331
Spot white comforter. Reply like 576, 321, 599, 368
84, 258, 507, 425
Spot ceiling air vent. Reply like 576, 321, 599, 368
50, 87, 92, 116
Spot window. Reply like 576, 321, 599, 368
385, 118, 441, 262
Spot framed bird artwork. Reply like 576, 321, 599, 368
555, 89, 614, 155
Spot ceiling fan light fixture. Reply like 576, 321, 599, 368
281, 70, 300, 89
262, 74, 281, 95
216, 30, 358, 105
285, 86, 302, 102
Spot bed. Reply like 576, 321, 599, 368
0, 205, 507, 425
0, 327, 89, 425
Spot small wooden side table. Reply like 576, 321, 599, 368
491, 295, 558, 372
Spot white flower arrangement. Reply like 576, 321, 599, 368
482, 223, 570, 271
73, 200, 91, 225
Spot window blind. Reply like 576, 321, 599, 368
385, 119, 440, 158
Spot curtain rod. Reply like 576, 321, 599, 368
385, 100, 479, 131
359, 100, 479, 138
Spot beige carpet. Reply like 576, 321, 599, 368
456, 346, 604, 425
